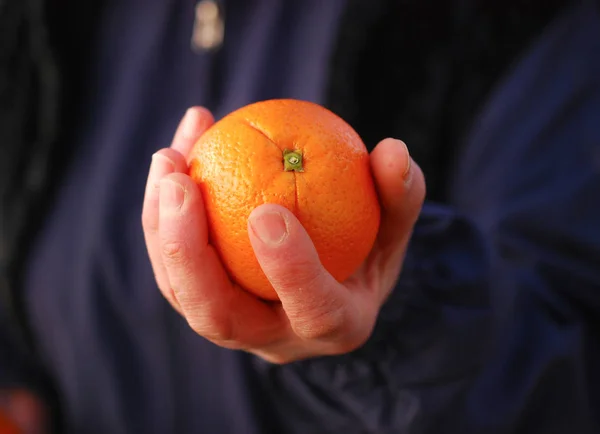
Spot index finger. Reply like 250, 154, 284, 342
158, 173, 284, 347
171, 106, 215, 158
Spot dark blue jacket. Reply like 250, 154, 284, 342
266, 4, 600, 432
1, 0, 599, 433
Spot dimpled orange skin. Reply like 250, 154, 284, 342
188, 99, 381, 300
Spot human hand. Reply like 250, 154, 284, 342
142, 107, 425, 363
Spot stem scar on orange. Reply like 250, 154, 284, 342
188, 99, 381, 300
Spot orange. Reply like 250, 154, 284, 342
189, 99, 381, 300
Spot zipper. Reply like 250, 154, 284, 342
191, 0, 225, 52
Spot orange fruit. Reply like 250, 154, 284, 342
189, 99, 381, 300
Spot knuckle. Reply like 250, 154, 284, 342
161, 240, 187, 262
204, 328, 235, 343
293, 305, 347, 341
187, 310, 236, 344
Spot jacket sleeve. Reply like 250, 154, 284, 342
252, 204, 497, 434
251, 3, 600, 433
253, 200, 599, 434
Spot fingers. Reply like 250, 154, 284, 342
170, 106, 214, 158
158, 173, 281, 346
142, 107, 214, 311
370, 138, 425, 249
142, 149, 188, 311
248, 205, 373, 351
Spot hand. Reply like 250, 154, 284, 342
0, 389, 48, 434
142, 107, 425, 363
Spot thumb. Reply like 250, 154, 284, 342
248, 205, 356, 341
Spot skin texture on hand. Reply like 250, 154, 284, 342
142, 107, 426, 364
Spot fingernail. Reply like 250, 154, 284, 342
152, 152, 175, 167
161, 179, 186, 210
399, 140, 412, 179
250, 211, 288, 246
151, 152, 175, 173
148, 153, 175, 191
181, 108, 201, 140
